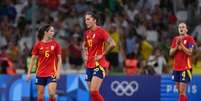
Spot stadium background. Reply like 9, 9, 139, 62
0, 0, 201, 101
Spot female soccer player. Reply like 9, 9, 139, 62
170, 22, 196, 101
83, 12, 116, 101
27, 24, 62, 101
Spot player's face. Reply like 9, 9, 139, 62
85, 14, 96, 29
178, 23, 188, 35
45, 26, 55, 39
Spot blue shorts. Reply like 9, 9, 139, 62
172, 69, 192, 83
35, 76, 57, 86
85, 65, 106, 82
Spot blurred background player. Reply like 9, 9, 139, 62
83, 11, 116, 101
26, 24, 62, 101
170, 22, 196, 101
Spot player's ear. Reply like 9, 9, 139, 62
44, 31, 48, 35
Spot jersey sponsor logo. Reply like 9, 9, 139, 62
111, 80, 139, 96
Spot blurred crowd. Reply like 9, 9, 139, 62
0, 0, 201, 75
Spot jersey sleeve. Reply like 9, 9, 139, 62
100, 28, 109, 41
55, 41, 61, 55
187, 36, 196, 49
171, 37, 177, 48
32, 42, 39, 56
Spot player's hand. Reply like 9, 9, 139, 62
83, 54, 88, 61
26, 73, 31, 80
56, 72, 60, 79
178, 45, 182, 50
95, 54, 103, 61
180, 42, 186, 50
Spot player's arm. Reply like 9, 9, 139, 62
104, 36, 116, 55
82, 40, 88, 61
26, 55, 37, 80
180, 43, 194, 56
56, 54, 62, 79
169, 37, 179, 57
169, 47, 177, 57
95, 36, 116, 61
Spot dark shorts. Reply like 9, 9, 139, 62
35, 76, 57, 86
85, 65, 106, 82
172, 69, 192, 83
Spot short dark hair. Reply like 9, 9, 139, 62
85, 11, 98, 20
37, 24, 51, 41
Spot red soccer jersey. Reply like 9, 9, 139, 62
84, 26, 109, 68
171, 35, 196, 71
32, 39, 61, 77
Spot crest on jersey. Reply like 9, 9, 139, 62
184, 40, 187, 44
51, 46, 55, 50
40, 47, 43, 50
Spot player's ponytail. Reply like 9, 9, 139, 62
37, 24, 51, 41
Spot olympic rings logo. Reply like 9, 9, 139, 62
111, 80, 139, 96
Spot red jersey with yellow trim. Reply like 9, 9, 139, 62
32, 39, 61, 77
171, 35, 196, 71
84, 26, 109, 68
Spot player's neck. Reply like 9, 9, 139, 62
90, 25, 97, 31
42, 37, 52, 43
179, 33, 187, 36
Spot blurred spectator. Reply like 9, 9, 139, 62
75, 0, 89, 15
106, 24, 121, 70
192, 42, 201, 75
159, 0, 174, 12
192, 23, 201, 43
21, 0, 33, 23
0, 60, 9, 74
36, 0, 60, 10
68, 33, 83, 70
124, 1, 139, 22
0, 46, 16, 74
139, 36, 153, 60
145, 22, 159, 44
125, 32, 139, 55
0, 0, 17, 22
0, 16, 13, 42
147, 48, 167, 75
0, 32, 7, 48
19, 42, 31, 72
167, 11, 177, 25
123, 53, 139, 76
7, 42, 20, 63
139, 60, 155, 75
